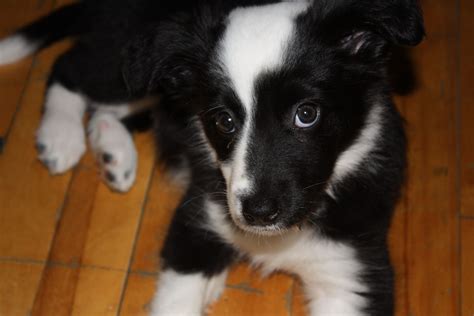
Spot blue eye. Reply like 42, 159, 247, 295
294, 103, 321, 128
215, 111, 235, 134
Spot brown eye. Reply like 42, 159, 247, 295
215, 111, 235, 134
294, 103, 321, 128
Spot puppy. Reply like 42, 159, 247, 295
0, 0, 424, 315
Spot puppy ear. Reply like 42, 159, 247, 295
122, 24, 196, 98
309, 0, 425, 55
362, 0, 425, 46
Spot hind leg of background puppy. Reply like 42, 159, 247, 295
37, 84, 147, 191
36, 47, 153, 191
151, 189, 236, 315
87, 101, 153, 192
36, 81, 87, 174
36, 49, 91, 174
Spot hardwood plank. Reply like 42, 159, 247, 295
35, 266, 127, 316
33, 133, 155, 313
31, 155, 99, 316
460, 0, 474, 216
71, 267, 126, 316
210, 264, 294, 316
120, 166, 184, 313
42, 153, 99, 265
0, 79, 72, 260
129, 166, 184, 274
32, 265, 81, 316
80, 132, 155, 270
0, 261, 44, 316
461, 219, 474, 316
401, 0, 460, 315
119, 273, 156, 316
0, 79, 30, 137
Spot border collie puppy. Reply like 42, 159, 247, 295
0, 0, 424, 314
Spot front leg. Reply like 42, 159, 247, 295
151, 190, 236, 316
301, 243, 394, 316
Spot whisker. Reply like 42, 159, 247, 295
302, 180, 328, 191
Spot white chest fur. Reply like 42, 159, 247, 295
204, 198, 368, 315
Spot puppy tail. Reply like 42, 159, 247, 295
0, 3, 84, 65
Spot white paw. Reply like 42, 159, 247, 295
88, 112, 137, 192
150, 270, 228, 316
36, 113, 86, 174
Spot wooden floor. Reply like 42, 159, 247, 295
0, 0, 473, 315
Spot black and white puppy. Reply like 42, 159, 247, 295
0, 0, 424, 315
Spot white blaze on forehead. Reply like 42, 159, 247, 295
219, 1, 310, 110
218, 1, 310, 221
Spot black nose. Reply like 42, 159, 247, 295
241, 197, 281, 226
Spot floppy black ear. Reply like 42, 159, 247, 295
121, 21, 198, 99
361, 0, 425, 46
309, 0, 425, 55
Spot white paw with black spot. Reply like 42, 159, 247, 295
36, 113, 86, 174
88, 112, 137, 192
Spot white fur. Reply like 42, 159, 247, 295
0, 35, 38, 65
327, 105, 384, 196
219, 1, 309, 109
88, 112, 137, 192
36, 83, 87, 174
220, 120, 253, 230
150, 269, 228, 316
218, 1, 310, 231
205, 198, 368, 316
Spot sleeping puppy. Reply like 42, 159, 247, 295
0, 0, 424, 315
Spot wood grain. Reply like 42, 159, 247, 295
70, 267, 126, 316
460, 0, 474, 216
461, 219, 474, 316
0, 63, 33, 137
79, 132, 155, 270
31, 155, 100, 316
0, 261, 44, 316
210, 264, 294, 316
120, 273, 156, 316
129, 166, 185, 274
401, 0, 460, 315
32, 132, 155, 313
0, 78, 72, 260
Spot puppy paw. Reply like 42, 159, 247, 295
150, 270, 228, 316
36, 113, 86, 174
88, 112, 137, 192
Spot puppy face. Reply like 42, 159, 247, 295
124, 0, 424, 235
200, 2, 369, 234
